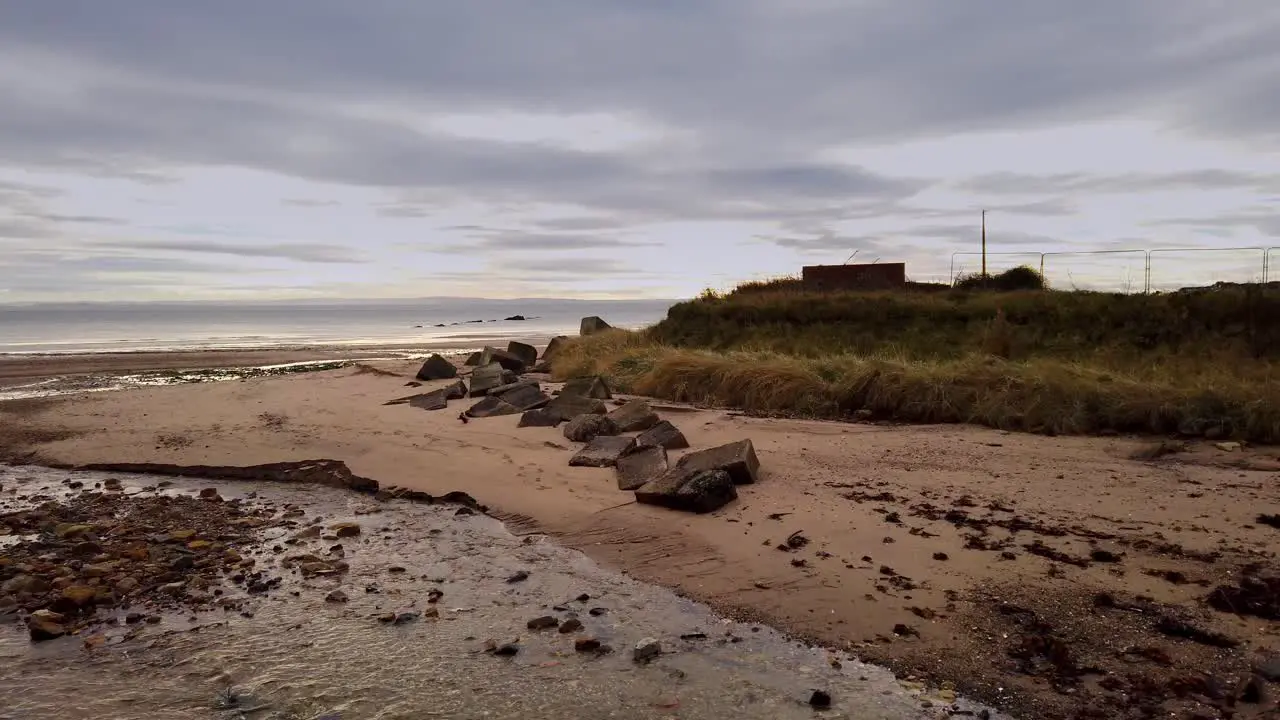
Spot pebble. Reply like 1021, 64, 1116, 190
506, 570, 530, 583
808, 690, 832, 709
559, 618, 584, 634
574, 638, 602, 653
330, 522, 362, 538
633, 637, 662, 663
527, 616, 560, 630
325, 590, 349, 603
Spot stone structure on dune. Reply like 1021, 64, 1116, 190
580, 316, 612, 335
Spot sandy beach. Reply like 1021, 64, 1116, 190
3, 356, 1280, 719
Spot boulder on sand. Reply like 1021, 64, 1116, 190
466, 396, 521, 418
569, 436, 636, 468
676, 439, 760, 485
563, 414, 620, 443
463, 351, 483, 367
562, 376, 612, 400
518, 408, 562, 428
494, 383, 551, 412
541, 336, 570, 362
635, 421, 690, 450
444, 379, 468, 400
469, 363, 506, 397
416, 354, 458, 381
580, 316, 613, 336
606, 399, 660, 433
506, 341, 538, 369
616, 446, 668, 491
635, 467, 736, 513
479, 346, 527, 373
409, 389, 449, 411
546, 393, 608, 422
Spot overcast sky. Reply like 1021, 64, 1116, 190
2, 1, 1278, 302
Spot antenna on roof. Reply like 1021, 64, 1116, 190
844, 249, 860, 264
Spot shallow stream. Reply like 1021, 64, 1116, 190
0, 465, 1003, 720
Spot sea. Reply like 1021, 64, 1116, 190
0, 298, 680, 355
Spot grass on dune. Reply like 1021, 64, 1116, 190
550, 328, 1280, 443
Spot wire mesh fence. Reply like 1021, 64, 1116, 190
948, 246, 1279, 293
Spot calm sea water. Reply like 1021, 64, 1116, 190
0, 298, 679, 354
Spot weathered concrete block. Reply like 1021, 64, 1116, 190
517, 408, 562, 428
569, 436, 636, 468
506, 341, 538, 369
469, 363, 506, 397
444, 379, 468, 400
463, 351, 483, 367
563, 414, 619, 442
635, 467, 736, 513
465, 395, 520, 418
607, 399, 660, 433
546, 393, 607, 422
541, 336, 570, 362
479, 346, 527, 373
496, 383, 551, 411
616, 446, 668, 491
408, 389, 448, 411
415, 354, 457, 381
635, 420, 690, 450
562, 376, 612, 400
676, 439, 760, 485
580, 316, 613, 336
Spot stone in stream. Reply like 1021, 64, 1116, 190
408, 390, 449, 411
415, 354, 457, 381
27, 612, 67, 642
676, 439, 761, 485
506, 341, 538, 369
569, 436, 636, 468
580, 316, 613, 336
606, 399, 660, 433
478, 346, 527, 373
632, 637, 662, 663
615, 446, 668, 491
325, 590, 349, 603
545, 393, 607, 422
466, 396, 521, 419
468, 363, 506, 397
561, 376, 612, 400
635, 467, 737, 513
635, 420, 690, 450
563, 414, 620, 443
559, 618, 584, 634
527, 615, 560, 631
463, 351, 483, 367
517, 408, 562, 428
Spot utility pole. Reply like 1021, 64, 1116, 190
981, 210, 987, 279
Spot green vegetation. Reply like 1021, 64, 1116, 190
552, 281, 1280, 442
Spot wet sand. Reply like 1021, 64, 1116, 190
3, 358, 1280, 718
2, 466, 979, 719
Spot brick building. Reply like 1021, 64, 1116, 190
801, 263, 906, 291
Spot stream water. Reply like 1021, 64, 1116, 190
0, 465, 1004, 720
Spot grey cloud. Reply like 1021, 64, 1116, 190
427, 228, 659, 255
19, 211, 127, 225
1147, 210, 1280, 238
3, 1, 1272, 230
956, 170, 1280, 195
5, 1, 1278, 145
85, 240, 366, 263
283, 198, 340, 208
